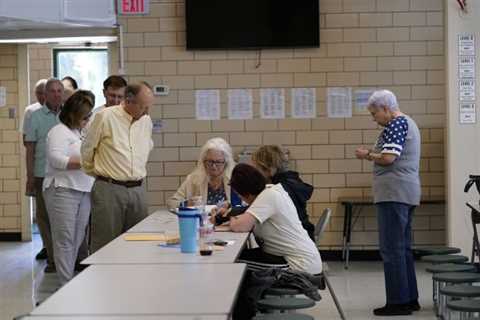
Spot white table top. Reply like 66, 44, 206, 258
83, 210, 249, 265
21, 316, 226, 320
127, 210, 178, 233
82, 230, 248, 265
31, 264, 246, 316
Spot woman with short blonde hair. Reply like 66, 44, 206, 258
251, 145, 315, 240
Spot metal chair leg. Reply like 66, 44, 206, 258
323, 272, 347, 320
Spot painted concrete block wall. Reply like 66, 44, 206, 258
0, 45, 21, 234
19, 0, 446, 249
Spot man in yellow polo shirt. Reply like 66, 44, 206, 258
81, 82, 154, 253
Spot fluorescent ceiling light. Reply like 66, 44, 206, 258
0, 35, 117, 44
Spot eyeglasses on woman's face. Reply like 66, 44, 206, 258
204, 160, 226, 168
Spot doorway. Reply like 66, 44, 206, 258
53, 48, 108, 107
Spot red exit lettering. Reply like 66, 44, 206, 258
122, 0, 145, 13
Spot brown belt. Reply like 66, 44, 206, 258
97, 176, 143, 188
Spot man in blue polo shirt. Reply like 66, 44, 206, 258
24, 78, 64, 272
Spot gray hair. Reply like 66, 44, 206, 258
368, 89, 399, 111
34, 79, 47, 94
45, 78, 63, 91
191, 137, 235, 183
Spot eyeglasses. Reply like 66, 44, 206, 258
82, 112, 93, 121
204, 160, 226, 167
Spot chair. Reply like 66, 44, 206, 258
314, 208, 332, 243
315, 208, 347, 320
467, 202, 480, 264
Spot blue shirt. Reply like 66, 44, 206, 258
24, 105, 60, 178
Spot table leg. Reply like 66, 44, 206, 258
343, 203, 353, 269
342, 204, 348, 260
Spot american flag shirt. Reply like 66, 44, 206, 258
375, 116, 408, 157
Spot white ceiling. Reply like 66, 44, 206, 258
0, 16, 117, 44
0, 15, 86, 30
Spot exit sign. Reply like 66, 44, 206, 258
119, 0, 149, 15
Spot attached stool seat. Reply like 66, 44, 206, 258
253, 314, 314, 320
425, 263, 476, 312
447, 299, 480, 320
415, 246, 461, 256
426, 263, 476, 274
440, 284, 480, 318
432, 272, 480, 317
440, 284, 480, 298
257, 297, 316, 312
421, 254, 469, 264
264, 287, 301, 296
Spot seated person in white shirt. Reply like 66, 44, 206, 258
213, 163, 322, 275
43, 90, 95, 286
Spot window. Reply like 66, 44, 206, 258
53, 48, 108, 107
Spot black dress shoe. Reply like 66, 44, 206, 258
35, 248, 47, 260
407, 300, 421, 311
373, 304, 412, 316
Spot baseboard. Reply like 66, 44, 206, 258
320, 249, 429, 261
0, 232, 22, 241
320, 249, 382, 261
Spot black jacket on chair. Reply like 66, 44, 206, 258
272, 171, 315, 241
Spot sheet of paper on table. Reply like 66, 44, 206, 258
124, 233, 180, 244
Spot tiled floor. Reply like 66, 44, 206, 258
1, 235, 438, 320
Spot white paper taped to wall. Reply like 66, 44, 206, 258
354, 89, 375, 112
327, 87, 352, 118
0, 87, 6, 108
228, 89, 253, 119
195, 90, 220, 120
260, 88, 285, 119
291, 88, 316, 119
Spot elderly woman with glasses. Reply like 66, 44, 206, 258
167, 137, 239, 210
43, 90, 95, 286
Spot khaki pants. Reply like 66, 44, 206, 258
35, 178, 54, 266
90, 179, 148, 253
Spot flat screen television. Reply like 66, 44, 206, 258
185, 0, 320, 50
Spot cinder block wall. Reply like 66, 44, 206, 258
28, 45, 52, 104
0, 45, 21, 234
23, 0, 446, 249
